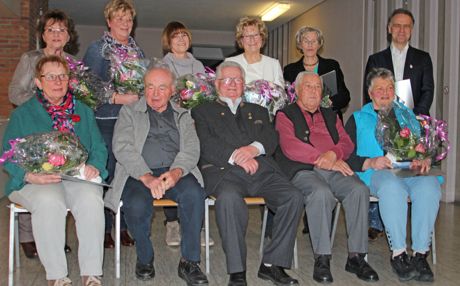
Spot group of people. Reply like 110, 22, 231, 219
2, 0, 441, 285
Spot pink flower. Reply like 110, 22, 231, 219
200, 85, 207, 92
48, 153, 66, 166
415, 143, 426, 153
180, 89, 193, 100
399, 127, 411, 138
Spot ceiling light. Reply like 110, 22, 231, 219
260, 2, 291, 21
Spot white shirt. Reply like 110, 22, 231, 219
225, 54, 285, 88
390, 43, 409, 81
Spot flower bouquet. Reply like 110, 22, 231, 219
173, 69, 217, 109
0, 131, 88, 175
375, 101, 449, 167
108, 49, 149, 95
66, 57, 106, 109
244, 80, 291, 120
286, 81, 332, 108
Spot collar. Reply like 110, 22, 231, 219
390, 42, 409, 54
218, 96, 243, 114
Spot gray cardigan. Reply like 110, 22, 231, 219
8, 49, 72, 106
104, 96, 203, 212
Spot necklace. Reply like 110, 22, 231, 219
303, 58, 319, 67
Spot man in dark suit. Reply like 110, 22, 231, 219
191, 61, 303, 286
364, 8, 434, 116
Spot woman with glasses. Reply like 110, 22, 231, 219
8, 8, 77, 259
283, 26, 350, 120
83, 0, 143, 249
225, 16, 284, 87
3, 55, 108, 286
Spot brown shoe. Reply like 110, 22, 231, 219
21, 242, 38, 259
104, 233, 115, 249
368, 227, 384, 241
120, 230, 134, 247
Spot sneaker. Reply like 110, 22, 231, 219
390, 252, 418, 281
412, 253, 434, 282
48, 277, 72, 286
83, 276, 102, 286
165, 221, 181, 246
200, 228, 214, 247
178, 259, 208, 285
345, 254, 379, 282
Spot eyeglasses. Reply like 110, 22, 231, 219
218, 77, 244, 85
372, 86, 395, 96
302, 83, 322, 90
242, 33, 261, 41
172, 32, 189, 40
301, 38, 318, 46
40, 73, 69, 82
113, 16, 133, 24
45, 27, 67, 34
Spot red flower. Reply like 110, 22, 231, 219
71, 114, 81, 123
399, 127, 411, 138
415, 143, 426, 153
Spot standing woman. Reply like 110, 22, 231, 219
83, 0, 142, 248
283, 26, 350, 119
225, 16, 284, 87
8, 9, 77, 259
160, 21, 214, 247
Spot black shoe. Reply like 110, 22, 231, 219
135, 259, 155, 280
412, 253, 434, 282
178, 259, 208, 285
345, 254, 379, 282
21, 242, 38, 259
368, 228, 384, 241
258, 264, 298, 285
64, 244, 71, 253
228, 271, 247, 286
313, 255, 333, 283
390, 252, 418, 281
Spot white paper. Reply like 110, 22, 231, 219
395, 79, 414, 109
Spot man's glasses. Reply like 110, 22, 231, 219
218, 77, 244, 85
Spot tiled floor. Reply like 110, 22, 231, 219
0, 197, 459, 285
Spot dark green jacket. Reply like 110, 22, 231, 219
2, 97, 108, 196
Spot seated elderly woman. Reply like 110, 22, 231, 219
345, 68, 441, 283
2, 55, 108, 286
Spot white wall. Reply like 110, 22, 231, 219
75, 25, 236, 59
287, 0, 366, 122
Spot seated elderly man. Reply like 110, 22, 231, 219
105, 61, 208, 284
275, 71, 379, 283
345, 68, 441, 282
191, 61, 303, 286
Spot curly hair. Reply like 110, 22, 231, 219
294, 26, 324, 54
36, 9, 79, 55
104, 0, 136, 21
235, 16, 267, 49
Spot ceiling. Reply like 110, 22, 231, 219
49, 0, 322, 31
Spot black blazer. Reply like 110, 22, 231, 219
191, 100, 281, 193
283, 55, 351, 115
363, 46, 434, 115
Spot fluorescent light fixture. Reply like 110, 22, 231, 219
260, 2, 291, 21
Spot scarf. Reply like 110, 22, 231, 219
36, 88, 77, 133
100, 31, 144, 62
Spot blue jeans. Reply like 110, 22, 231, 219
368, 202, 384, 231
370, 170, 441, 252
121, 168, 205, 264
